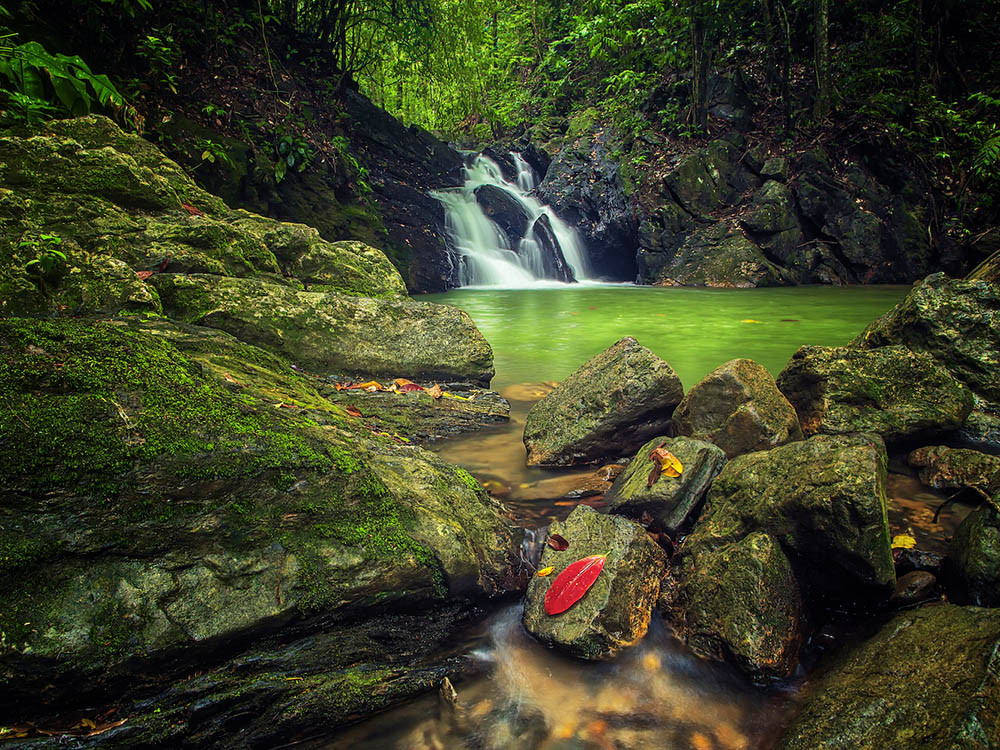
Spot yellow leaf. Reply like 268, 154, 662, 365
892, 533, 917, 549
427, 383, 443, 399
537, 566, 555, 577
741, 319, 762, 324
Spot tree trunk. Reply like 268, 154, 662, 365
689, 0, 711, 131
813, 0, 831, 120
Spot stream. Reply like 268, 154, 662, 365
321, 283, 974, 749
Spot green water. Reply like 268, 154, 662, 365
424, 284, 911, 390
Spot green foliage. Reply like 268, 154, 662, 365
136, 32, 180, 93
20, 233, 65, 282
197, 138, 235, 169
0, 39, 140, 127
273, 133, 313, 183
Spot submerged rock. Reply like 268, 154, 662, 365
673, 358, 802, 458
776, 345, 973, 442
523, 337, 684, 466
605, 435, 727, 533
907, 445, 1000, 496
948, 499, 1000, 607
775, 604, 1000, 750
522, 505, 668, 660
663, 532, 804, 681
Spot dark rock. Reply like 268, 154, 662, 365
775, 604, 1000, 750
481, 147, 518, 183
522, 505, 668, 660
889, 570, 938, 606
684, 434, 895, 600
740, 180, 806, 267
907, 445, 1000, 495
776, 345, 974, 442
474, 183, 533, 243
663, 531, 804, 681
523, 337, 684, 466
760, 157, 790, 182
673, 358, 803, 458
531, 213, 575, 282
969, 246, 1000, 284
515, 141, 551, 181
948, 498, 1000, 607
536, 128, 637, 280
893, 547, 944, 576
605, 436, 727, 533
664, 139, 761, 219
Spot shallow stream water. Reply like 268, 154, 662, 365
328, 284, 970, 749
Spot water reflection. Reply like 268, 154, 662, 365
325, 607, 787, 750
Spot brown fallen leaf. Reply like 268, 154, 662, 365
182, 202, 204, 216
345, 405, 363, 418
135, 270, 154, 281
427, 383, 443, 399
223, 373, 240, 385
547, 533, 569, 551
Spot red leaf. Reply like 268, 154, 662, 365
345, 405, 362, 418
547, 533, 569, 551
158, 254, 171, 272
136, 270, 154, 281
398, 383, 425, 392
182, 202, 204, 216
544, 554, 608, 615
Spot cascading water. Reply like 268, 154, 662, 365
432, 153, 591, 288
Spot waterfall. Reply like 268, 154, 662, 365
432, 153, 590, 288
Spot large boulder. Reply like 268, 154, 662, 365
683, 434, 895, 599
673, 358, 802, 457
151, 273, 494, 384
474, 184, 532, 243
605, 435, 727, 533
522, 505, 668, 659
908, 445, 1000, 496
0, 317, 523, 742
776, 345, 973, 442
530, 213, 574, 282
522, 337, 684, 466
853, 273, 1000, 404
948, 498, 1000, 607
662, 532, 804, 681
775, 604, 1000, 750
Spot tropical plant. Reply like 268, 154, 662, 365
21, 233, 66, 283
273, 133, 313, 182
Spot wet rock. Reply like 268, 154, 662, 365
523, 337, 684, 466
894, 547, 944, 576
663, 532, 804, 681
673, 358, 803, 458
760, 156, 790, 182
684, 434, 895, 599
957, 401, 1000, 452
663, 139, 761, 218
739, 181, 806, 267
522, 505, 668, 660
531, 213, 575, 282
474, 183, 532, 243
889, 570, 938, 606
605, 436, 727, 533
775, 604, 1000, 750
948, 498, 1000, 607
776, 345, 973, 442
0, 318, 524, 738
152, 273, 494, 385
853, 273, 1000, 405
907, 445, 1000, 496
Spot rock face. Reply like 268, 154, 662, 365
474, 183, 532, 243
605, 436, 727, 533
522, 506, 668, 659
776, 345, 973, 441
523, 337, 684, 466
775, 604, 1000, 750
152, 273, 494, 384
948, 499, 1000, 607
0, 318, 524, 742
673, 358, 802, 457
531, 213, 574, 282
908, 445, 1000, 495
536, 127, 637, 279
663, 532, 804, 681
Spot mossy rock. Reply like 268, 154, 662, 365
775, 604, 1000, 750
652, 221, 789, 288
854, 273, 1000, 404
522, 505, 668, 660
0, 317, 522, 714
674, 358, 802, 458
151, 273, 493, 383
686, 434, 895, 599
777, 345, 974, 442
663, 139, 760, 218
908, 445, 1000, 496
969, 247, 1000, 285
663, 531, 804, 681
948, 498, 1000, 607
605, 435, 727, 533
523, 337, 684, 466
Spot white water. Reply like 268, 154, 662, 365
432, 153, 591, 288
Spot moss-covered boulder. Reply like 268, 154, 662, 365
674, 358, 802, 458
151, 273, 494, 384
0, 318, 522, 741
652, 221, 789, 288
684, 434, 895, 599
854, 273, 1000, 405
662, 532, 804, 681
522, 505, 668, 660
523, 337, 684, 466
775, 604, 1000, 750
948, 498, 1000, 607
776, 345, 973, 442
605, 436, 727, 533
908, 445, 1000, 496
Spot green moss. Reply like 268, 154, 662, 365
453, 467, 482, 493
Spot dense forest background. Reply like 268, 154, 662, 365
2, 0, 999, 249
